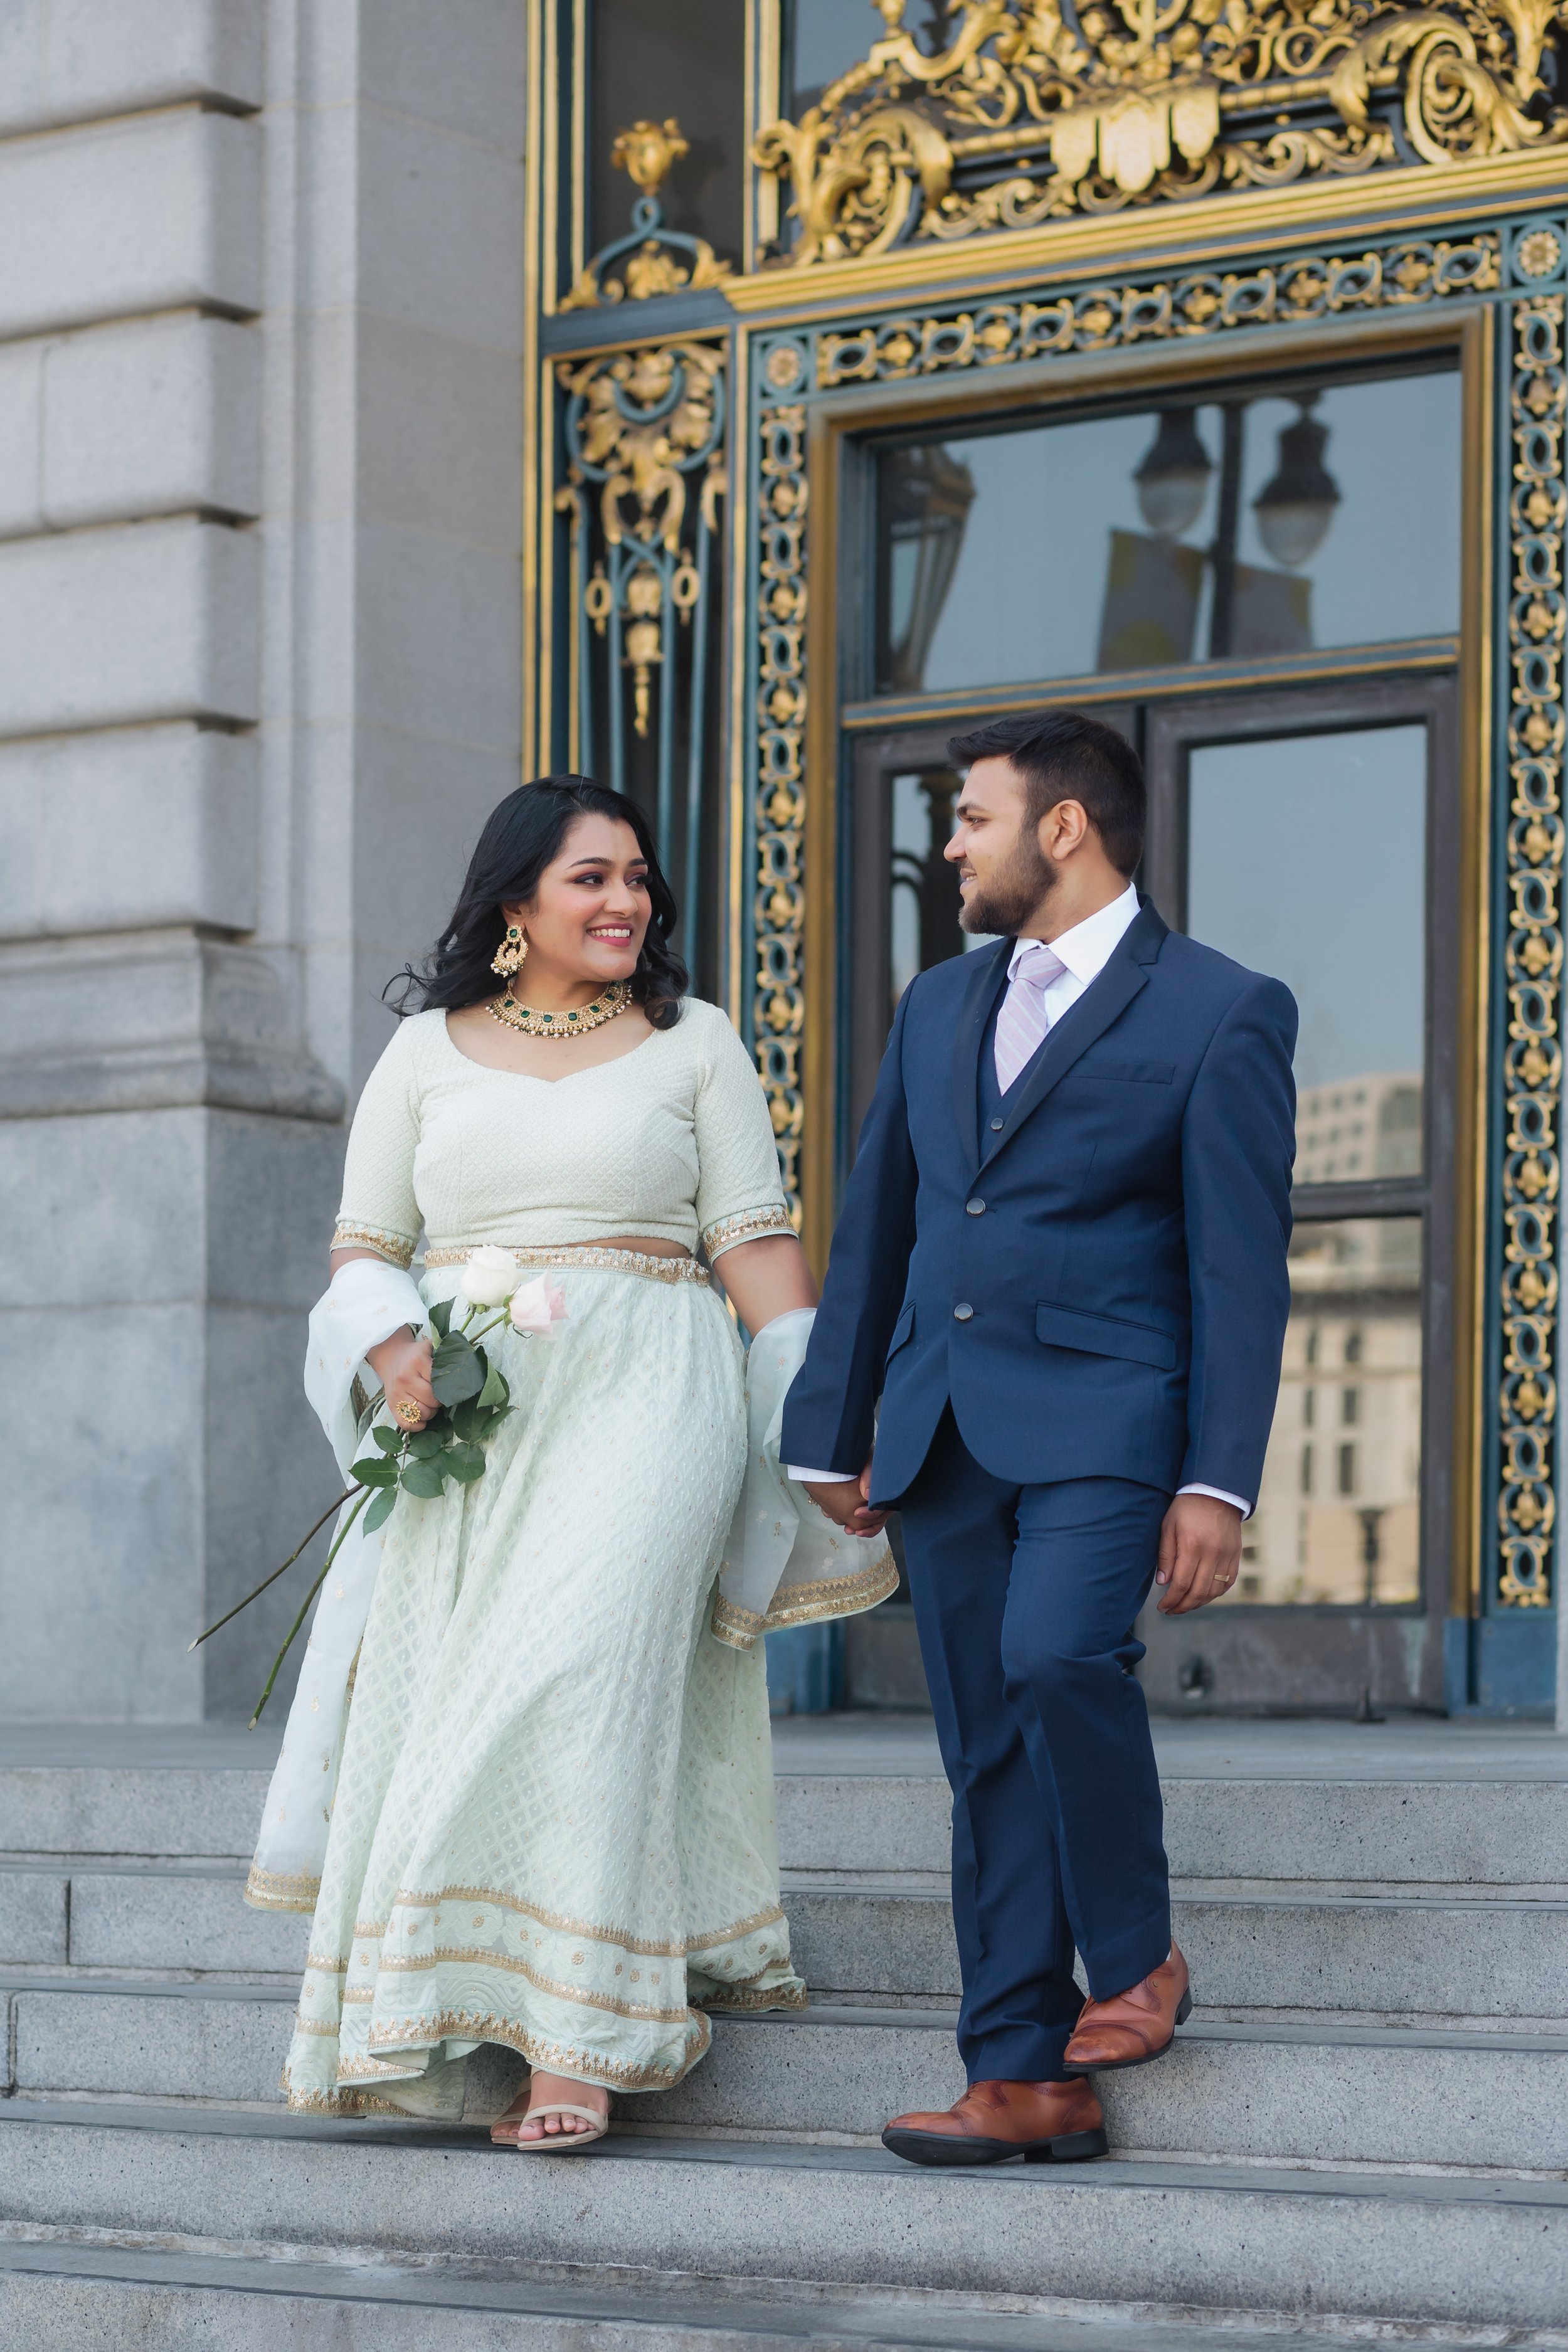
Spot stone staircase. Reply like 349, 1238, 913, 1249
0, 1715, 1565, 2348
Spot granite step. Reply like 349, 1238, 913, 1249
6, 1863, 1566, 2026
6, 1976, 1567, 2172
792, 1882, 1568, 2021
3, 2101, 1566, 2331
8, 2232, 1567, 2352
6, 1856, 1567, 2024
6, 1756, 1565, 1887
14, 2233, 1568, 2352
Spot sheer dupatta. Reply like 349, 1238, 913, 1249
712, 1308, 898, 1651
246, 1258, 425, 1910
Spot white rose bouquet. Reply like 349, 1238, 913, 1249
193, 1253, 568, 1723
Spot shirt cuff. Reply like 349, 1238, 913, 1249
785, 1466, 855, 1486
1178, 1481, 1253, 1521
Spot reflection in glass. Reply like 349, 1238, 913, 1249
1186, 724, 1426, 1168
1219, 1218, 1422, 1606
872, 368, 1459, 693
888, 772, 993, 1015
881, 449, 977, 694
589, 0, 744, 262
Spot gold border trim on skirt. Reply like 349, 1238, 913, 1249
423, 1244, 709, 1287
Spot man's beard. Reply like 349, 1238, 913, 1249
960, 830, 1057, 936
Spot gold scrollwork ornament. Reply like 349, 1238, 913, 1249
753, 0, 1568, 262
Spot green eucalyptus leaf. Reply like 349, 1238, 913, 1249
351, 1456, 398, 1488
429, 1297, 453, 1338
399, 1457, 448, 1500
430, 1331, 485, 1406
371, 1426, 403, 1455
447, 1441, 485, 1483
363, 1488, 398, 1534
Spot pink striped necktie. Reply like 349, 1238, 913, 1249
993, 939, 1068, 1095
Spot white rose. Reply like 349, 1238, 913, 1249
460, 1246, 518, 1308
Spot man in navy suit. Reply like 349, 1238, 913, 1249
781, 709, 1296, 2167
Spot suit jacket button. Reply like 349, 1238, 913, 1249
990, 1117, 1004, 1131
966, 1199, 985, 1216
953, 1303, 974, 1322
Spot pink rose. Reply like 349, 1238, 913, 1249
507, 1274, 568, 1337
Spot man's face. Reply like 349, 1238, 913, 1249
946, 755, 1056, 936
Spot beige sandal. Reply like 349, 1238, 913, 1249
509, 2100, 608, 2152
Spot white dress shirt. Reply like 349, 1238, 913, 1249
788, 881, 1252, 1518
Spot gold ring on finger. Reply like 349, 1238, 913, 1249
396, 1399, 423, 1425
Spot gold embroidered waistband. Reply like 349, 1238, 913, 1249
422, 1244, 709, 1288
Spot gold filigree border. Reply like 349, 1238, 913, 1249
1498, 289, 1565, 1607
807, 236, 1500, 388
754, 402, 810, 1227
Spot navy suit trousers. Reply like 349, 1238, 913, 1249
898, 1406, 1172, 2084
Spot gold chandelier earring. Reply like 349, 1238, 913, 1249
491, 923, 527, 979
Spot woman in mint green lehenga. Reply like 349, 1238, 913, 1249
245, 778, 895, 2147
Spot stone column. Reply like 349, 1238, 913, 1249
0, 0, 526, 1719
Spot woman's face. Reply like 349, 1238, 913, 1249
504, 814, 651, 988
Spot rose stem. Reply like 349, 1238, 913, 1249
188, 1486, 357, 1651
248, 1484, 373, 1729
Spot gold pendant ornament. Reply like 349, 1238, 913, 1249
490, 924, 527, 979
488, 980, 633, 1038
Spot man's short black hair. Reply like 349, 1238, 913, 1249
946, 709, 1145, 877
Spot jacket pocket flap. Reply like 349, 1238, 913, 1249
886, 1298, 915, 1359
1076, 1059, 1176, 1084
1035, 1301, 1177, 1371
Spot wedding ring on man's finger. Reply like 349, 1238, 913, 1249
395, 1399, 423, 1425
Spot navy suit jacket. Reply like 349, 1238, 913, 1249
780, 898, 1298, 1507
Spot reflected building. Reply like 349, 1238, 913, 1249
1229, 1079, 1426, 1610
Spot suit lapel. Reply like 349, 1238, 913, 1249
950, 940, 1011, 1182
979, 897, 1168, 1173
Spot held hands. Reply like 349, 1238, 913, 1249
1155, 1491, 1243, 1614
801, 1463, 887, 1540
366, 1327, 437, 1432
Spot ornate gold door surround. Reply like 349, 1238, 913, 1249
524, 0, 1568, 1714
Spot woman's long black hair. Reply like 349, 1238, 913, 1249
385, 777, 687, 1027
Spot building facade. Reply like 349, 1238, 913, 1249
2, 0, 1564, 1721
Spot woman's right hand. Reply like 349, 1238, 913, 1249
366, 1327, 437, 1431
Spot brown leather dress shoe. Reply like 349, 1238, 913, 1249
882, 2075, 1106, 2168
1062, 1942, 1192, 2071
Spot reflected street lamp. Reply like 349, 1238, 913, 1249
1253, 393, 1342, 569
1133, 409, 1214, 539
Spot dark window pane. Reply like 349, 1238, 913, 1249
872, 368, 1459, 692
1185, 723, 1426, 1175
786, 0, 903, 117
589, 0, 744, 263
1224, 1217, 1422, 1607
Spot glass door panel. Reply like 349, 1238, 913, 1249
1139, 676, 1455, 1710
1185, 724, 1428, 1175
1227, 1215, 1424, 1610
